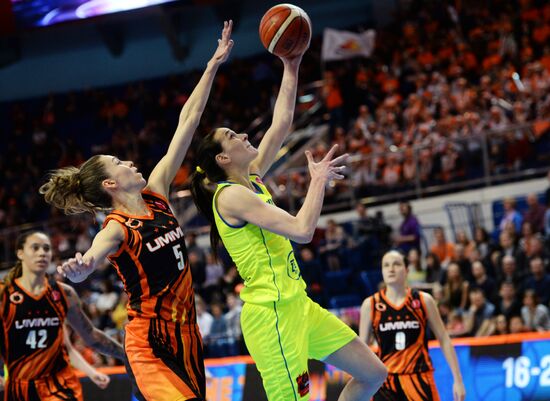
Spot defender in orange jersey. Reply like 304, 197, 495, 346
360, 250, 466, 401
39, 22, 234, 401
0, 231, 124, 401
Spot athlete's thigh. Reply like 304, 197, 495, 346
306, 299, 356, 361
125, 318, 205, 401
241, 301, 310, 400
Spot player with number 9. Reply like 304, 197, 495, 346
360, 250, 466, 401
0, 231, 124, 400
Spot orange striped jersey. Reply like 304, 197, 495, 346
0, 278, 71, 381
369, 288, 433, 374
104, 190, 195, 323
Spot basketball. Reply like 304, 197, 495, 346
259, 4, 311, 58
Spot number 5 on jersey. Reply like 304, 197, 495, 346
172, 244, 185, 271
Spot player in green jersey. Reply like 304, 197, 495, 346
190, 52, 387, 400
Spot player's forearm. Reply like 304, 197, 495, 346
295, 176, 325, 243
68, 346, 99, 377
270, 62, 299, 134
86, 329, 125, 359
178, 62, 219, 122
441, 336, 464, 383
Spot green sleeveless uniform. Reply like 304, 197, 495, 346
213, 174, 355, 400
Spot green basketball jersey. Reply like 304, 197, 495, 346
213, 174, 307, 305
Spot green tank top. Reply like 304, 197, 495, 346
213, 174, 307, 305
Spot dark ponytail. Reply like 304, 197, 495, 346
190, 129, 228, 260
0, 231, 46, 300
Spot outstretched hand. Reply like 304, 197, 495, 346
57, 252, 95, 283
210, 20, 234, 65
305, 144, 348, 182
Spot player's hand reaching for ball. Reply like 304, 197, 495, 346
57, 252, 95, 283
210, 20, 234, 66
305, 144, 348, 183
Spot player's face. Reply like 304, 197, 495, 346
17, 233, 52, 274
101, 155, 146, 192
381, 251, 407, 286
215, 128, 258, 165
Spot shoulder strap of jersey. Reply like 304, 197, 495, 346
142, 189, 170, 205
49, 279, 69, 313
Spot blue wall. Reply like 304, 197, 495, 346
0, 0, 375, 101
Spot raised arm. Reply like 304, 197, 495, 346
251, 55, 302, 177
57, 220, 124, 283
64, 328, 111, 389
423, 292, 466, 401
147, 21, 234, 197
218, 144, 347, 243
61, 283, 125, 360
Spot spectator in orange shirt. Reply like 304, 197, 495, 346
431, 227, 456, 267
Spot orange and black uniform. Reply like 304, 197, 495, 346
104, 190, 204, 401
0, 279, 82, 401
369, 289, 439, 401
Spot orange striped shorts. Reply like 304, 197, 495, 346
5, 364, 83, 401
372, 371, 440, 401
124, 317, 205, 401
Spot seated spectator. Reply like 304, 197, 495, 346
442, 262, 470, 312
319, 219, 348, 271
521, 290, 550, 332
454, 243, 474, 281
509, 315, 527, 334
196, 295, 213, 340
498, 231, 519, 261
425, 252, 444, 285
297, 247, 322, 299
470, 261, 497, 303
473, 226, 493, 260
497, 255, 526, 290
224, 293, 243, 353
464, 287, 496, 337
430, 227, 456, 267
524, 256, 550, 305
202, 251, 225, 303
499, 197, 523, 234
493, 314, 509, 336
495, 281, 522, 319
446, 310, 468, 338
207, 302, 236, 358
523, 193, 546, 234
455, 229, 476, 260
407, 248, 427, 288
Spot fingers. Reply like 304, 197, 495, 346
330, 153, 349, 166
75, 252, 84, 265
222, 20, 233, 42
323, 144, 339, 161
305, 150, 313, 163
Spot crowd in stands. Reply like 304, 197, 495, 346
271, 0, 550, 206
0, 0, 549, 363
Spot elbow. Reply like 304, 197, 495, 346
179, 112, 202, 127
292, 226, 314, 244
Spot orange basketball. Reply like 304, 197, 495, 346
259, 4, 311, 58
